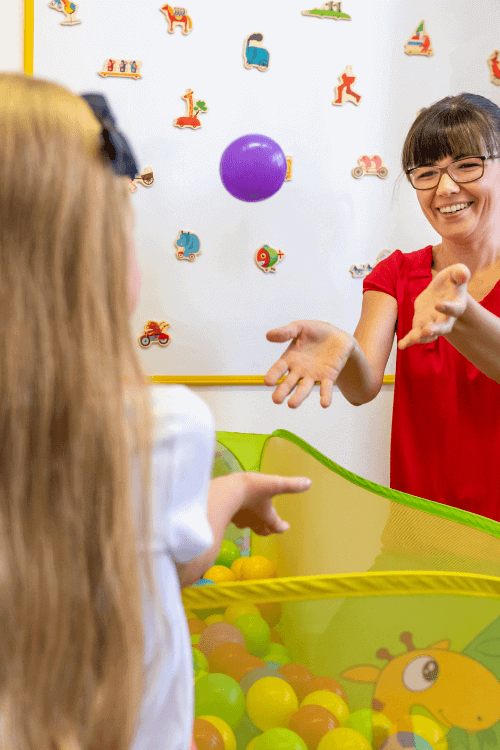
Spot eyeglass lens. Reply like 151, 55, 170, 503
410, 157, 484, 188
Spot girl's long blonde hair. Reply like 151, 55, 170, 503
0, 73, 155, 750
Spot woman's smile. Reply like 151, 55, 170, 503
435, 200, 474, 216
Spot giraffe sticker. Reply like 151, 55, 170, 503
174, 90, 208, 129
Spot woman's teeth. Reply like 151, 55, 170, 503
437, 202, 473, 214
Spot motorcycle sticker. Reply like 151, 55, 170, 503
332, 66, 361, 106
139, 321, 170, 348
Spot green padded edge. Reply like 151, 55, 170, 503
216, 431, 269, 473
269, 429, 500, 541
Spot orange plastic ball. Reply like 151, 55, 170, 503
256, 601, 283, 627
240, 556, 276, 581
289, 704, 340, 750
230, 557, 247, 580
304, 676, 348, 704
198, 622, 245, 658
278, 663, 314, 703
193, 717, 225, 750
207, 642, 250, 674
189, 618, 208, 636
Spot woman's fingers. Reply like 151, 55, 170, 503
272, 370, 301, 404
264, 358, 290, 387
319, 379, 333, 408
287, 377, 316, 408
266, 322, 300, 343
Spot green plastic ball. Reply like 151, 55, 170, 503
216, 540, 241, 568
255, 727, 307, 750
195, 673, 245, 729
234, 614, 271, 657
193, 647, 209, 675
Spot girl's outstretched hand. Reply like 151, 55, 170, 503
398, 264, 470, 349
230, 472, 312, 536
265, 320, 355, 408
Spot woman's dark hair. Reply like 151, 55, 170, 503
402, 93, 500, 175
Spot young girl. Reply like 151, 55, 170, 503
0, 73, 311, 750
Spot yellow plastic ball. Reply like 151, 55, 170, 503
185, 609, 196, 620
240, 556, 276, 581
301, 691, 350, 726
246, 676, 298, 731
246, 739, 259, 750
205, 614, 225, 625
203, 565, 237, 583
198, 715, 237, 750
390, 715, 447, 750
225, 603, 261, 625
230, 557, 247, 580
318, 727, 371, 750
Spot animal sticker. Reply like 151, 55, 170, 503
174, 90, 208, 129
341, 631, 500, 732
255, 245, 285, 273
175, 231, 201, 261
160, 5, 192, 35
332, 66, 361, 106
99, 60, 142, 79
488, 51, 500, 85
243, 33, 270, 71
48, 0, 82, 25
350, 250, 393, 279
302, 2, 351, 20
139, 321, 170, 348
352, 155, 389, 179
404, 21, 433, 56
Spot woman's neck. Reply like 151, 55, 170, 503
432, 237, 500, 276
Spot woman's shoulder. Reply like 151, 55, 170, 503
149, 385, 215, 444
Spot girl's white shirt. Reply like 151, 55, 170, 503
130, 385, 215, 750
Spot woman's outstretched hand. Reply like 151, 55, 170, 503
230, 472, 312, 536
398, 263, 470, 349
264, 320, 355, 408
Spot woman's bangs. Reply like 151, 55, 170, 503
404, 111, 499, 171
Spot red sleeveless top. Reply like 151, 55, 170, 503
364, 245, 500, 521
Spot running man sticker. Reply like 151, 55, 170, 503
404, 21, 433, 56
488, 51, 500, 85
332, 66, 361, 106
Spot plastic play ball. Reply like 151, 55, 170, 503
193, 647, 210, 675
289, 704, 340, 750
185, 609, 196, 620
216, 540, 241, 569
304, 676, 348, 704
207, 642, 251, 674
246, 740, 259, 750
191, 739, 198, 750
234, 614, 271, 657
224, 603, 261, 625
198, 622, 246, 657
220, 134, 287, 202
345, 710, 392, 750
234, 713, 261, 749
389, 716, 447, 750
191, 634, 201, 646
246, 675, 299, 731
205, 614, 226, 625
230, 557, 247, 579
189, 618, 208, 636
270, 627, 284, 644
278, 664, 314, 703
203, 565, 237, 584
301, 691, 350, 726
198, 716, 237, 750
240, 666, 288, 695
195, 673, 246, 729
254, 727, 308, 750
193, 579, 216, 586
195, 669, 209, 684
381, 732, 436, 750
256, 600, 282, 626
241, 556, 276, 581
193, 717, 225, 750
265, 643, 293, 662
317, 727, 371, 750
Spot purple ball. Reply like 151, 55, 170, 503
220, 134, 287, 202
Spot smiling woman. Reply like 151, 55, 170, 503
264, 93, 500, 522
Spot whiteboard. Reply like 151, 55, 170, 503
33, 0, 499, 376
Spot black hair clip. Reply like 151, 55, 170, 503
80, 93, 139, 182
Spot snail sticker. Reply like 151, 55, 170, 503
175, 230, 201, 261
139, 321, 170, 347
48, 0, 82, 25
404, 21, 433, 56
99, 59, 142, 79
243, 33, 270, 71
332, 66, 361, 106
255, 245, 285, 273
160, 4, 193, 34
352, 155, 388, 179
301, 1, 351, 20
174, 90, 208, 129
488, 51, 500, 85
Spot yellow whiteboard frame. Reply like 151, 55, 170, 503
24, 0, 395, 389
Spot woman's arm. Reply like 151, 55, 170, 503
445, 295, 500, 383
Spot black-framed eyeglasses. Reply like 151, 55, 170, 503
406, 155, 500, 190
